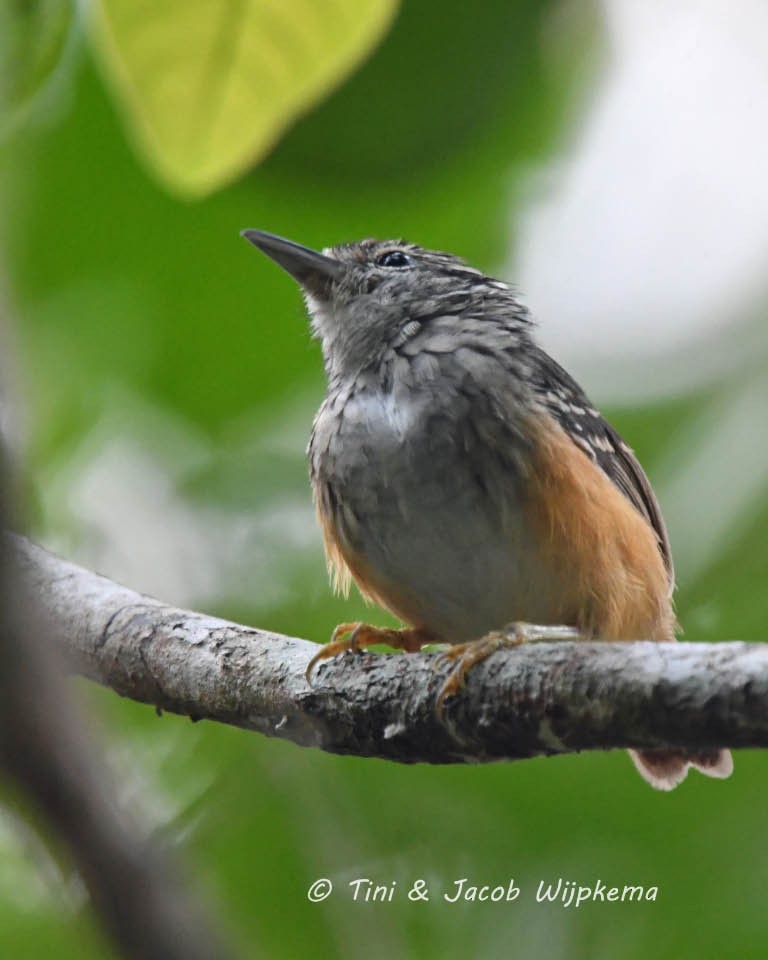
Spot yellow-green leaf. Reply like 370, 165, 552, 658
88, 0, 399, 197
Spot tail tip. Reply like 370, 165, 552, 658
629, 748, 734, 790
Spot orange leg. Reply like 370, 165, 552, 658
434, 622, 583, 716
305, 622, 434, 685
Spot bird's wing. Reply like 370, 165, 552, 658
530, 348, 674, 591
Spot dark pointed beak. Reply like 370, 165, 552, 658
241, 229, 343, 298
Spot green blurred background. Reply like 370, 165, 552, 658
2, 1, 768, 957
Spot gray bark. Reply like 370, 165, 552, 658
16, 534, 766, 763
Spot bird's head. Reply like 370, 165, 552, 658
241, 230, 528, 379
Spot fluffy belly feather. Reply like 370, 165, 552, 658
312, 388, 538, 641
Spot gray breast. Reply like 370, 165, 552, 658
309, 362, 535, 641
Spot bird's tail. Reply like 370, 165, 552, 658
629, 748, 734, 791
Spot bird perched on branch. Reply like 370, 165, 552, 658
242, 229, 733, 790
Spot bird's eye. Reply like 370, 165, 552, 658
375, 250, 412, 268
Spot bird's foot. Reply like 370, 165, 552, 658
434, 622, 582, 717
305, 622, 433, 685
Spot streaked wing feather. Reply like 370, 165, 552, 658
530, 348, 674, 590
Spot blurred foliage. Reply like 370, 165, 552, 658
88, 0, 399, 196
1, 1, 768, 958
0, 0, 74, 136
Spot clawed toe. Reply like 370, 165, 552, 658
435, 634, 513, 717
434, 622, 582, 717
305, 622, 363, 685
305, 623, 434, 685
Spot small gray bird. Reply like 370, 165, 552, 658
242, 228, 733, 791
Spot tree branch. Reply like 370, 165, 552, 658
14, 534, 766, 763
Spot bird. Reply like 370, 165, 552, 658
241, 228, 733, 791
